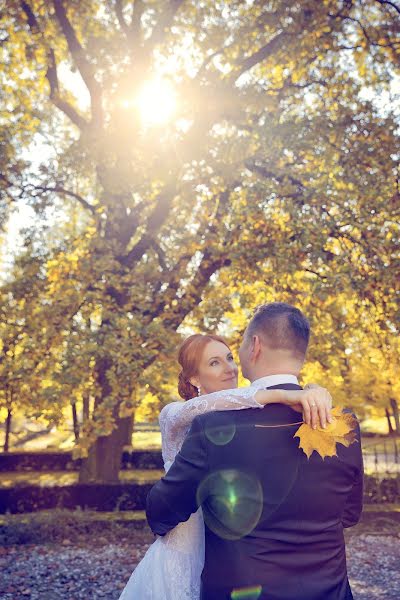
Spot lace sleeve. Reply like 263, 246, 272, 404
159, 386, 263, 465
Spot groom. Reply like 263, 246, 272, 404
146, 302, 363, 600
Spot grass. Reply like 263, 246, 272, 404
3, 429, 162, 451
0, 469, 164, 489
0, 508, 149, 546
1, 504, 399, 546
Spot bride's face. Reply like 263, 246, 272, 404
190, 340, 239, 395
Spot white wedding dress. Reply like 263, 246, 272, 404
118, 386, 263, 600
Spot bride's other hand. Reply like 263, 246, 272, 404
297, 384, 333, 429
255, 385, 333, 429
272, 384, 333, 429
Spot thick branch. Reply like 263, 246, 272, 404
232, 31, 288, 81
146, 187, 235, 321
46, 49, 88, 129
130, 0, 145, 40
119, 183, 176, 267
21, 2, 88, 130
163, 251, 231, 330
115, 0, 130, 35
52, 0, 103, 125
144, 0, 185, 53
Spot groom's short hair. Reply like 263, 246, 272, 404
246, 302, 310, 357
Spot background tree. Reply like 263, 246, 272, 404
1, 0, 398, 480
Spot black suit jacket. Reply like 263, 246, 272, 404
146, 384, 363, 600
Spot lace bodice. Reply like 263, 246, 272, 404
158, 386, 263, 468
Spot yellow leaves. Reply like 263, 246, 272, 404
294, 406, 358, 459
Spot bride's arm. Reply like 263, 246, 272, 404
162, 385, 332, 442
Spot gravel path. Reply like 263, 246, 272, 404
0, 528, 399, 599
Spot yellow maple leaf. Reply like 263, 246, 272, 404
294, 406, 358, 459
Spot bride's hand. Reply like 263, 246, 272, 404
285, 384, 333, 429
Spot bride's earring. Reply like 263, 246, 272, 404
197, 385, 201, 396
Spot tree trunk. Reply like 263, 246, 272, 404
3, 408, 12, 452
78, 413, 133, 483
72, 402, 79, 441
390, 398, 400, 435
82, 392, 90, 422
78, 344, 134, 482
385, 407, 394, 436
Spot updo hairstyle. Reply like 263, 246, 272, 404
177, 333, 230, 400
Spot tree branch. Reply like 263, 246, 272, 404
115, 0, 130, 35
46, 49, 88, 129
232, 30, 288, 82
30, 185, 96, 214
150, 240, 168, 271
144, 0, 185, 54
20, 2, 88, 130
245, 160, 305, 191
146, 187, 235, 322
130, 0, 145, 40
119, 183, 176, 266
52, 0, 103, 125
375, 0, 400, 15
163, 250, 231, 330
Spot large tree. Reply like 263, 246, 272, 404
1, 0, 398, 480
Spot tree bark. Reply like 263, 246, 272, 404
3, 408, 12, 452
78, 335, 134, 482
72, 402, 79, 441
385, 407, 395, 436
78, 412, 133, 483
82, 392, 90, 422
389, 398, 400, 435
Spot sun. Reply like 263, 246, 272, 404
135, 78, 177, 126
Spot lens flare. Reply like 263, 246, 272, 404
197, 469, 263, 540
204, 412, 237, 445
231, 586, 263, 599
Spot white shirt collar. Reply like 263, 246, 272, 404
250, 374, 299, 389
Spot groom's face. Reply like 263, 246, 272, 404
238, 330, 252, 380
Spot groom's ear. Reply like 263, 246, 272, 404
252, 335, 262, 361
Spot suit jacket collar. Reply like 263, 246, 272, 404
250, 374, 299, 389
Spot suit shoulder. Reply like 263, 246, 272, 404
190, 409, 232, 428
191, 407, 254, 429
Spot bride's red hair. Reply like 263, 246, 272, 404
178, 334, 230, 400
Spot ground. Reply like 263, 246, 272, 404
0, 511, 399, 600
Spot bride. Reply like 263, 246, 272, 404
118, 333, 332, 600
